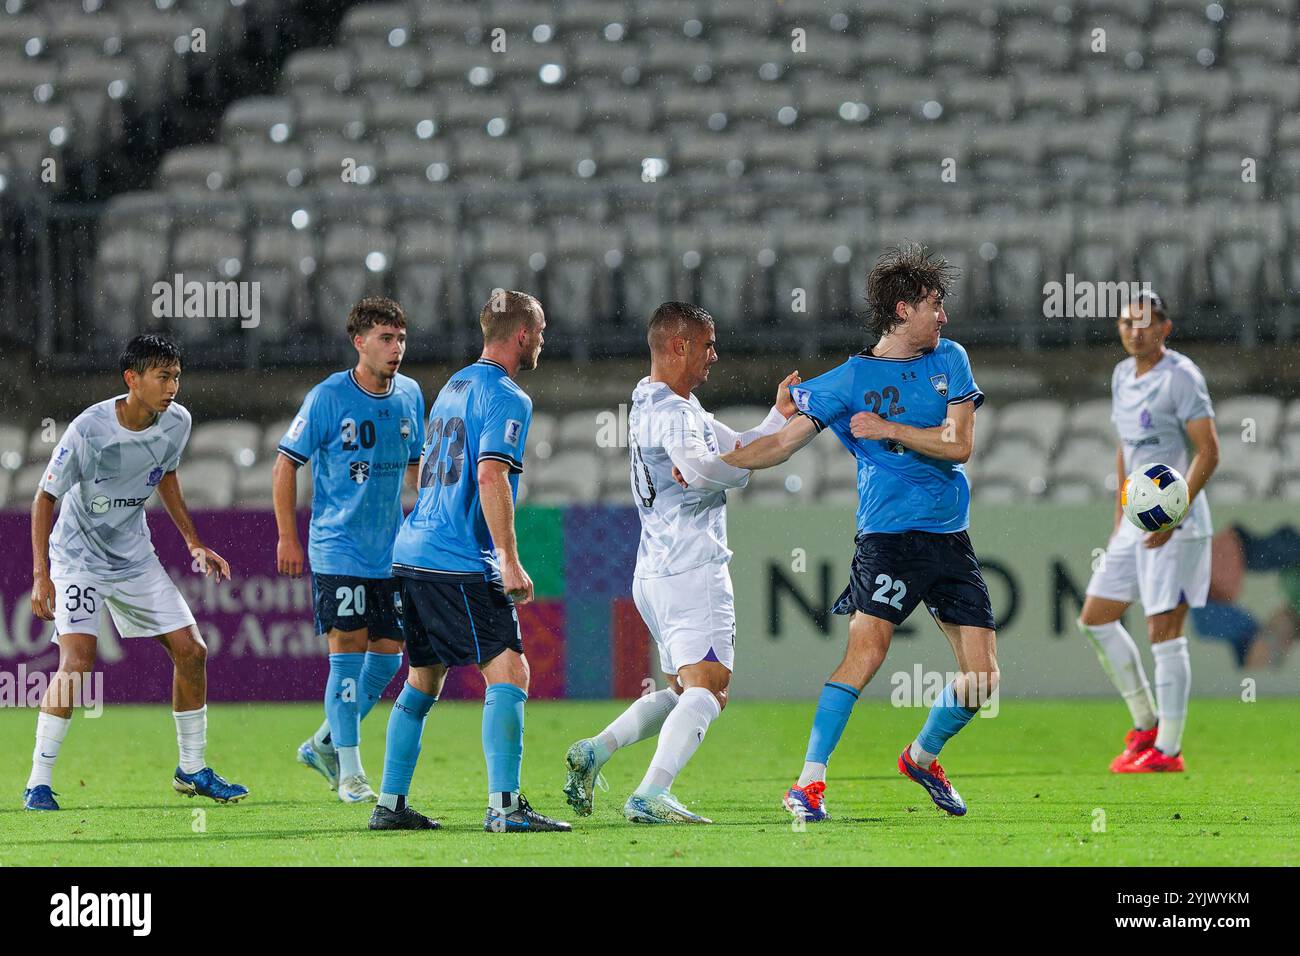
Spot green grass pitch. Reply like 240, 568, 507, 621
2, 698, 1296, 866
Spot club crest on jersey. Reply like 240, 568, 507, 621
52, 445, 71, 469
929, 374, 949, 397
349, 461, 370, 484
399, 417, 412, 441
1139, 408, 1153, 430
505, 419, 522, 446
146, 466, 164, 487
791, 387, 812, 412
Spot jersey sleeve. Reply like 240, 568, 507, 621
37, 421, 86, 499
478, 388, 531, 473
163, 406, 191, 472
945, 341, 985, 408
662, 401, 749, 491
1171, 365, 1214, 423
278, 385, 331, 466
711, 406, 788, 450
789, 363, 854, 432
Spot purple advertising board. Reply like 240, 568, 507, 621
0, 510, 566, 704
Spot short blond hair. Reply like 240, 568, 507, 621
479, 290, 541, 343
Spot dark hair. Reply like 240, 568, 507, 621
865, 242, 960, 340
646, 301, 714, 352
346, 296, 407, 340
119, 334, 182, 377
478, 290, 541, 343
1131, 288, 1168, 323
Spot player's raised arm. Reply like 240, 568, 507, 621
271, 452, 304, 576
478, 458, 532, 603
710, 371, 800, 450
157, 469, 230, 582
851, 399, 975, 463
722, 413, 818, 470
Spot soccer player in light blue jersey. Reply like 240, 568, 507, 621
725, 243, 998, 819
368, 290, 570, 833
273, 297, 425, 803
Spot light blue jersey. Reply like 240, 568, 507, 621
278, 369, 425, 578
392, 358, 532, 577
791, 338, 984, 535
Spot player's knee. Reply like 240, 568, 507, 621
173, 635, 207, 667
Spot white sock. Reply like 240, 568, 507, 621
797, 762, 826, 787
27, 712, 71, 789
174, 706, 207, 774
909, 742, 940, 768
636, 687, 720, 796
338, 745, 362, 779
489, 790, 519, 812
596, 687, 679, 762
312, 719, 334, 752
1079, 620, 1157, 730
1152, 636, 1191, 755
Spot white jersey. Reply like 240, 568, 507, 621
1111, 349, 1214, 539
629, 378, 753, 578
39, 396, 192, 578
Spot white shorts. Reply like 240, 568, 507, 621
51, 558, 197, 641
1086, 525, 1212, 617
632, 561, 736, 675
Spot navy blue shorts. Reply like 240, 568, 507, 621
396, 572, 523, 669
832, 530, 996, 631
312, 573, 404, 640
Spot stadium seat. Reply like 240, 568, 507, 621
189, 421, 261, 467
175, 458, 236, 508
15, 462, 46, 501
0, 424, 26, 471
527, 450, 601, 503
997, 400, 1067, 454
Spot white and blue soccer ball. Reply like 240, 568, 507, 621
1121, 462, 1189, 533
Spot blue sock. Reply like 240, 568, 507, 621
915, 683, 980, 758
379, 683, 437, 800
483, 683, 527, 801
325, 652, 365, 749
805, 682, 860, 764
358, 651, 403, 722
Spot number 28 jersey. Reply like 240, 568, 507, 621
392, 359, 533, 578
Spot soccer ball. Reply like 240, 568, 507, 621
1121, 463, 1189, 533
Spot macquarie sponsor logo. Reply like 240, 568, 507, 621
50, 886, 151, 936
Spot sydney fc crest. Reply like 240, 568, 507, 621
929, 374, 949, 397
399, 417, 413, 441
146, 466, 164, 487
349, 461, 370, 484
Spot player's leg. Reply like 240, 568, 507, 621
1122, 533, 1209, 772
625, 661, 726, 824
1079, 534, 1159, 767
371, 576, 444, 829
564, 577, 680, 815
155, 624, 249, 803
25, 632, 97, 810
341, 580, 407, 797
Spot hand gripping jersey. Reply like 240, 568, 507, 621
791, 338, 984, 535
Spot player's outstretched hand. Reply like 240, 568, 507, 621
502, 559, 534, 605
192, 546, 231, 582
1143, 529, 1174, 549
851, 411, 891, 440
775, 371, 801, 417
31, 572, 56, 621
277, 536, 305, 577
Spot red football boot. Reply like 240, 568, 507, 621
1121, 747, 1185, 773
1109, 725, 1158, 772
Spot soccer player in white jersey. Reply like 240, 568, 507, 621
25, 334, 247, 811
1079, 292, 1220, 772
562, 302, 797, 824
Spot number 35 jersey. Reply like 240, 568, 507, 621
792, 338, 984, 536
393, 359, 532, 578
278, 369, 425, 578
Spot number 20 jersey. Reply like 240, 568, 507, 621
392, 359, 533, 578
278, 369, 425, 578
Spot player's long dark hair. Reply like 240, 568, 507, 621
865, 242, 961, 341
